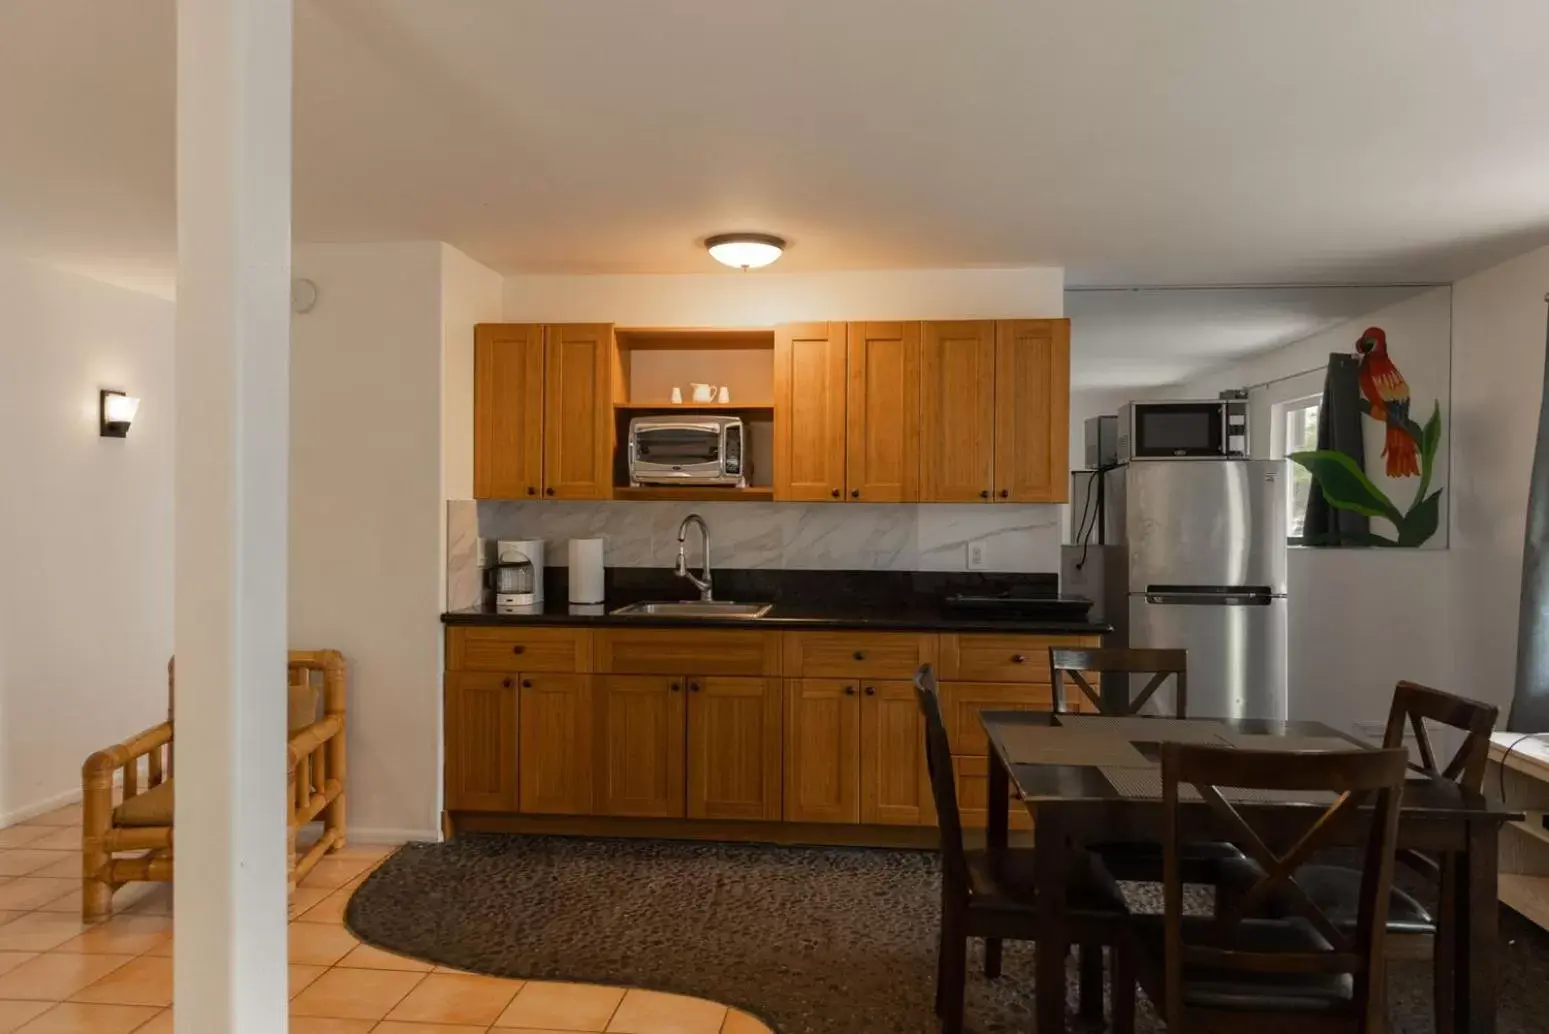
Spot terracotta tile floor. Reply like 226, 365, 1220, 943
0, 805, 770, 1033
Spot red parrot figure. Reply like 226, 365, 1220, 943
1355, 327, 1420, 478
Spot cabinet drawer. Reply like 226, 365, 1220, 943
939, 682, 1071, 756
938, 634, 1099, 683
448, 627, 592, 673
954, 755, 1033, 831
596, 629, 781, 677
783, 632, 936, 679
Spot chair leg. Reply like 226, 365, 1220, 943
1434, 856, 1457, 1034
1078, 943, 1104, 1020
81, 767, 116, 922
983, 936, 1003, 979
939, 923, 968, 1034
1111, 940, 1136, 1034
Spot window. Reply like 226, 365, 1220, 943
1280, 396, 1321, 540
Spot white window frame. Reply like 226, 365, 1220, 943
1273, 393, 1322, 542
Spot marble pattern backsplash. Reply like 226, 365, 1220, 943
475, 500, 1061, 573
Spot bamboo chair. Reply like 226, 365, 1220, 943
81, 650, 348, 921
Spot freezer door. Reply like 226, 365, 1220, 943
1128, 593, 1288, 721
1125, 460, 1288, 593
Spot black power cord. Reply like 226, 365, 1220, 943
1073, 463, 1119, 571
1497, 732, 1549, 809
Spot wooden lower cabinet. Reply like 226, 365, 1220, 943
954, 755, 1033, 831
594, 675, 686, 818
784, 679, 861, 823
859, 680, 933, 826
518, 674, 594, 815
687, 677, 783, 821
444, 671, 518, 812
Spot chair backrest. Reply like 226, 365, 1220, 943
1382, 680, 1498, 789
1050, 646, 1188, 717
913, 664, 969, 899
1159, 743, 1408, 1032
167, 649, 347, 730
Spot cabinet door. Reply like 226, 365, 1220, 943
444, 671, 518, 812
774, 322, 847, 501
994, 319, 1070, 503
518, 674, 594, 814
954, 755, 1034, 831
783, 679, 861, 823
919, 320, 996, 502
474, 324, 544, 500
593, 676, 686, 818
542, 323, 613, 500
859, 681, 934, 826
846, 322, 920, 502
687, 677, 782, 821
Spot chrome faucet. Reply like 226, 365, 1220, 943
675, 513, 713, 601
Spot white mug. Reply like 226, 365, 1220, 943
690, 382, 715, 402
670, 386, 683, 403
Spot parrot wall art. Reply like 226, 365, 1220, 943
1289, 326, 1444, 547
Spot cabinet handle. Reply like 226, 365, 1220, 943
689, 682, 701, 693
830, 488, 840, 499
843, 685, 856, 696
998, 489, 1010, 499
670, 682, 681, 692
979, 489, 990, 499
850, 489, 860, 499
502, 678, 513, 688
520, 679, 532, 688
1012, 654, 1027, 664
545, 487, 555, 496
852, 651, 866, 661
526, 486, 536, 496
864, 685, 876, 696
512, 645, 525, 655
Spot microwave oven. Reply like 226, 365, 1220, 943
1116, 400, 1249, 461
627, 414, 747, 487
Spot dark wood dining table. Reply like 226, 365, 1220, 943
979, 710, 1521, 1034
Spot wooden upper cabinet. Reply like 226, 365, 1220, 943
846, 322, 920, 503
687, 677, 783, 822
783, 679, 861, 823
474, 324, 544, 500
919, 321, 997, 502
517, 674, 594, 815
774, 322, 847, 501
859, 680, 934, 826
444, 671, 518, 812
994, 319, 1070, 503
593, 676, 686, 819
542, 324, 613, 500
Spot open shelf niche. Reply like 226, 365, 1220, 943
611, 327, 777, 498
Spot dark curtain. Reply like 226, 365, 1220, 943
1301, 353, 1369, 546
1509, 300, 1549, 731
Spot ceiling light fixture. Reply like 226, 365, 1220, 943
705, 233, 786, 271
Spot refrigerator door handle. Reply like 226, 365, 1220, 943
1144, 591, 1274, 606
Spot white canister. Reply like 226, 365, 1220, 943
568, 538, 606, 604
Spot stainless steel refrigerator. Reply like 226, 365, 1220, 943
1104, 459, 1289, 720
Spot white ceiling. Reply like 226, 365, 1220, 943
1, 1, 1544, 377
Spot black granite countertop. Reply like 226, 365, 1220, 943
442, 568, 1111, 636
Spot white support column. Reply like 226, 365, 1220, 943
173, 0, 292, 1031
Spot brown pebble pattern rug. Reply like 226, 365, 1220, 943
344, 834, 1549, 1034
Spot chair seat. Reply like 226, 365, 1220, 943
1217, 858, 1435, 935
1091, 838, 1244, 884
113, 779, 175, 828
965, 847, 1130, 916
1132, 914, 1355, 1013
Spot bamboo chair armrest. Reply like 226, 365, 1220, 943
84, 722, 174, 778
288, 714, 343, 769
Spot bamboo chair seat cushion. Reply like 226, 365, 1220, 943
113, 780, 174, 827
1131, 914, 1355, 1012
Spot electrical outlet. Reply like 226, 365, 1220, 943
967, 541, 988, 570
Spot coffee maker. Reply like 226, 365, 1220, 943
487, 539, 545, 611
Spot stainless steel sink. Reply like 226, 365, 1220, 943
609, 600, 773, 619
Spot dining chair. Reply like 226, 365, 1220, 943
1219, 680, 1499, 1034
913, 664, 1133, 1034
1124, 741, 1409, 1034
1049, 647, 1243, 888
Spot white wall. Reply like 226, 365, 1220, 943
503, 268, 1064, 325
0, 259, 174, 823
290, 241, 457, 841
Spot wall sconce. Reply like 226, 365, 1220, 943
100, 390, 140, 438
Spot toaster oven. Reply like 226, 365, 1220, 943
627, 415, 747, 487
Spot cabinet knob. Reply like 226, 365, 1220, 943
526, 486, 536, 496
979, 489, 990, 499
852, 651, 866, 661
830, 488, 840, 499
689, 682, 701, 693
512, 645, 525, 655
864, 685, 876, 696
850, 489, 860, 499
670, 682, 681, 692
843, 685, 856, 696
545, 487, 555, 496
502, 678, 513, 688
520, 679, 532, 688
1012, 654, 1027, 664
998, 489, 1010, 499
